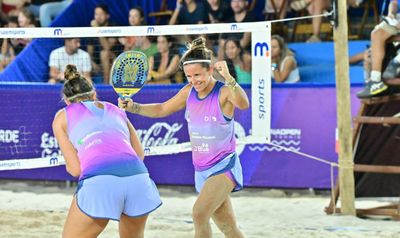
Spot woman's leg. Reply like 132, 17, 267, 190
212, 196, 244, 238
192, 173, 239, 238
119, 214, 149, 238
39, 0, 72, 27
63, 196, 109, 238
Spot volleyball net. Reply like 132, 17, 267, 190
0, 21, 271, 171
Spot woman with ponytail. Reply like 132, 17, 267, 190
52, 64, 161, 238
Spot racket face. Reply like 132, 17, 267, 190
110, 51, 148, 98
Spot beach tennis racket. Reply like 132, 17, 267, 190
110, 50, 148, 98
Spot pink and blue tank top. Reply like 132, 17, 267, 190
65, 101, 147, 180
185, 81, 236, 171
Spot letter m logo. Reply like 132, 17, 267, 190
49, 157, 58, 165
144, 147, 151, 155
147, 27, 155, 34
230, 24, 238, 30
54, 29, 62, 36
254, 42, 269, 57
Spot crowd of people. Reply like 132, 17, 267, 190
2, 0, 400, 96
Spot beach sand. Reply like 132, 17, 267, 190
0, 181, 400, 238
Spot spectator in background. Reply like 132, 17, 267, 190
48, 38, 92, 83
271, 34, 300, 83
148, 35, 181, 84
217, 0, 257, 60
119, 7, 146, 52
357, 0, 400, 98
290, 0, 330, 42
1, 0, 25, 16
204, 0, 233, 23
349, 46, 371, 82
19, 0, 58, 19
87, 4, 118, 84
348, 0, 364, 7
8, 8, 36, 56
131, 36, 158, 59
1, 16, 18, 70
169, 0, 209, 25
224, 39, 251, 84
264, 0, 289, 19
39, 0, 72, 26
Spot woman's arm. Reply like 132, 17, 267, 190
52, 110, 81, 177
169, 0, 183, 25
215, 61, 249, 111
153, 54, 180, 81
273, 56, 296, 83
127, 120, 144, 160
119, 84, 191, 117
148, 56, 155, 81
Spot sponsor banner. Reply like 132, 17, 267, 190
251, 23, 271, 140
0, 22, 270, 38
0, 84, 361, 188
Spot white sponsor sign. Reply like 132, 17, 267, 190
251, 23, 271, 141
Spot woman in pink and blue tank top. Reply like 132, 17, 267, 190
52, 64, 161, 238
119, 37, 249, 238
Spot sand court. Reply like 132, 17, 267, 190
1, 181, 400, 238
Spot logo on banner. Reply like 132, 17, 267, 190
97, 29, 122, 34
185, 26, 208, 32
147, 27, 155, 34
254, 42, 269, 57
0, 29, 25, 36
41, 132, 62, 162
249, 128, 301, 152
231, 24, 238, 30
0, 129, 19, 143
136, 122, 183, 147
53, 29, 62, 36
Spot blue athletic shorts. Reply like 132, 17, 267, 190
76, 173, 162, 221
194, 153, 243, 193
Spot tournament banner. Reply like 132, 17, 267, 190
0, 83, 361, 189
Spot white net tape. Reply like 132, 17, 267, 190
0, 136, 267, 170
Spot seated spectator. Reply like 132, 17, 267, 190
264, 0, 289, 19
1, 0, 25, 16
131, 36, 158, 59
48, 38, 92, 83
0, 16, 18, 70
348, 0, 364, 8
205, 0, 233, 23
18, 0, 72, 26
223, 39, 251, 84
290, 0, 330, 42
18, 7, 36, 27
148, 36, 181, 84
7, 8, 36, 56
217, 0, 257, 60
357, 0, 400, 98
349, 46, 371, 82
87, 4, 118, 84
118, 7, 145, 52
169, 0, 209, 25
271, 34, 300, 83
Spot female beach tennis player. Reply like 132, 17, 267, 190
119, 37, 249, 238
52, 64, 161, 238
